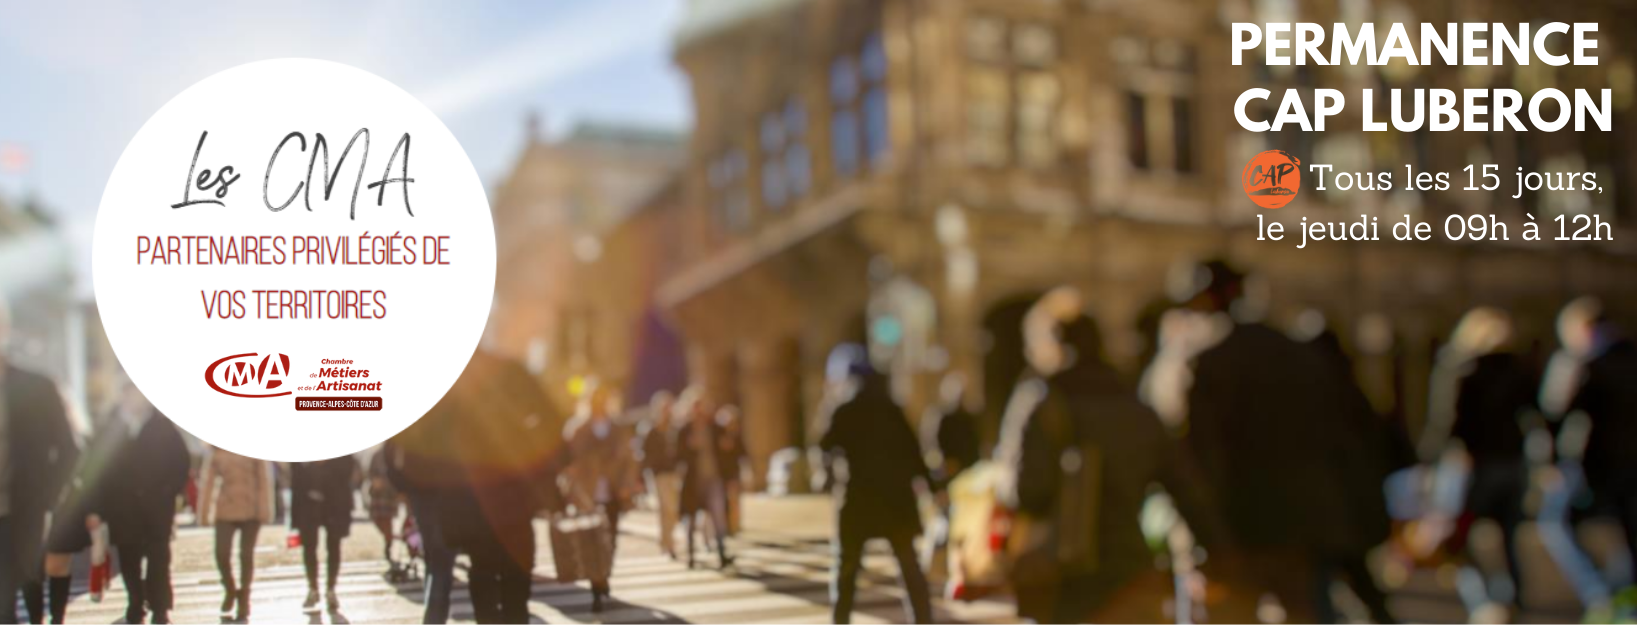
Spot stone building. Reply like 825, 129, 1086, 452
488, 121, 688, 411
637, 0, 1637, 486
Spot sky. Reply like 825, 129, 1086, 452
0, 0, 692, 296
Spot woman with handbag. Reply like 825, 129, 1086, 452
561, 382, 640, 612
85, 393, 191, 625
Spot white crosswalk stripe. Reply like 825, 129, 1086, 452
54, 510, 1018, 624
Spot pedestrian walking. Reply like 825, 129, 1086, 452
715, 405, 749, 536
1422, 307, 1536, 613
675, 388, 735, 570
85, 387, 189, 625
817, 343, 932, 624
290, 455, 361, 614
197, 445, 272, 621
367, 450, 405, 579
34, 408, 130, 625
561, 382, 641, 612
921, 371, 980, 491
638, 391, 681, 559
919, 371, 980, 580
1540, 297, 1637, 618
995, 288, 1219, 623
422, 349, 565, 624
1301, 319, 1403, 625
1144, 259, 1392, 623
271, 463, 287, 525
381, 432, 458, 624
0, 302, 79, 625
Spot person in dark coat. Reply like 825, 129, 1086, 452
918, 371, 981, 586
817, 344, 931, 624
1550, 299, 1637, 605
1300, 317, 1401, 624
290, 455, 360, 613
674, 388, 734, 570
1570, 335, 1637, 565
1147, 260, 1391, 623
0, 305, 79, 625
85, 390, 189, 625
382, 430, 458, 624
638, 391, 680, 559
1422, 307, 1536, 610
716, 405, 749, 536
34, 409, 123, 625
390, 349, 565, 624
921, 371, 981, 491
560, 381, 641, 613
996, 288, 1221, 623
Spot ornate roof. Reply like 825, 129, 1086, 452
674, 0, 807, 48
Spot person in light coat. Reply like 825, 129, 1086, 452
197, 445, 272, 621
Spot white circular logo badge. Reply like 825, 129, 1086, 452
92, 59, 495, 461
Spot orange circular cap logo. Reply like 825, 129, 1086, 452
1242, 150, 1302, 209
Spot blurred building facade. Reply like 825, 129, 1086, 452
657, 0, 1637, 485
0, 196, 95, 422
488, 120, 689, 411
496, 0, 1637, 487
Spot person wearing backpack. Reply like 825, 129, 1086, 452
995, 287, 1220, 623
1148, 260, 1392, 623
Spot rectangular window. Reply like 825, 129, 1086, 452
861, 33, 890, 167
830, 57, 861, 178
1127, 92, 1148, 170
1172, 97, 1194, 173
831, 110, 859, 178
761, 99, 810, 212
1120, 37, 1198, 175
965, 15, 1006, 63
863, 88, 889, 166
783, 101, 811, 198
761, 112, 789, 210
1017, 71, 1060, 168
965, 69, 1009, 166
709, 149, 749, 232
963, 17, 1059, 168
832, 31, 889, 179
1013, 22, 1057, 67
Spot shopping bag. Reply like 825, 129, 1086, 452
946, 461, 1008, 600
549, 511, 614, 583
89, 525, 111, 603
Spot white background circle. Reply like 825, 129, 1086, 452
92, 59, 495, 461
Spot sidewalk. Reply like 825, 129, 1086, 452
736, 494, 837, 542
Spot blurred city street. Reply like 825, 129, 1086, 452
57, 496, 1020, 624
37, 493, 1630, 624
3, 1, 1637, 623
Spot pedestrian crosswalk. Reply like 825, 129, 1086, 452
38, 502, 1618, 624
55, 509, 1019, 624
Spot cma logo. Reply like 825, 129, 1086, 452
205, 352, 293, 398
